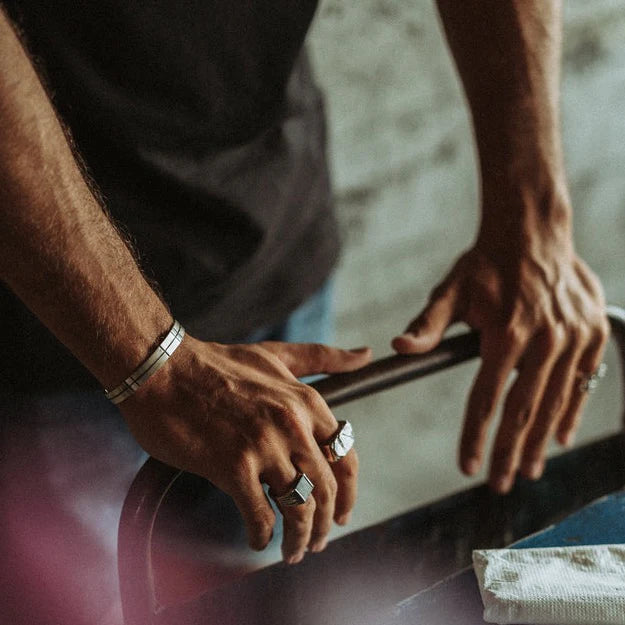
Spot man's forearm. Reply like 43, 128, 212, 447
0, 10, 171, 388
400, 1, 609, 492
435, 0, 571, 247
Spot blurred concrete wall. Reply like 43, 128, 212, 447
307, 0, 625, 534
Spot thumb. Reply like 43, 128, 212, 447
261, 342, 372, 378
392, 282, 459, 354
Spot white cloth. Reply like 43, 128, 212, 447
473, 544, 625, 625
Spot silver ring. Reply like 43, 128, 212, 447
272, 473, 314, 507
321, 420, 355, 463
578, 362, 607, 393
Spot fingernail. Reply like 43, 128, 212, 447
561, 431, 575, 448
349, 346, 370, 353
310, 539, 327, 553
337, 513, 351, 526
528, 460, 544, 480
494, 475, 512, 494
286, 552, 304, 565
392, 334, 419, 349
464, 457, 480, 475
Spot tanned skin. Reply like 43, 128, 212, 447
0, 0, 608, 567
393, 0, 608, 493
0, 10, 372, 565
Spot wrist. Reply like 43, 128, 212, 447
95, 305, 174, 390
477, 173, 573, 259
104, 319, 184, 404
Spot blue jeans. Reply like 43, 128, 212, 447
0, 281, 334, 625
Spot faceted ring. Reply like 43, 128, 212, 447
272, 473, 315, 507
321, 420, 355, 463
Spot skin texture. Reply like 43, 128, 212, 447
0, 9, 371, 564
0, 0, 609, 569
393, 0, 609, 492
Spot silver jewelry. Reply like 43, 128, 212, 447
273, 473, 314, 507
321, 420, 354, 463
104, 320, 185, 405
578, 362, 607, 394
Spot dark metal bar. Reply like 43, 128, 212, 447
607, 305, 625, 427
312, 331, 480, 407
118, 460, 182, 625
313, 307, 625, 409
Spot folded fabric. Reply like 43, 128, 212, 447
473, 544, 625, 625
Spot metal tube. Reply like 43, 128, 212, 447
312, 331, 480, 408
314, 307, 625, 410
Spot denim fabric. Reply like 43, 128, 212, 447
0, 281, 334, 625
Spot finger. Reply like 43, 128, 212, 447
296, 386, 359, 532
261, 342, 372, 378
229, 472, 277, 552
392, 279, 459, 354
519, 344, 582, 480
489, 332, 561, 493
331, 448, 358, 525
459, 331, 524, 475
556, 336, 607, 446
279, 497, 316, 564
265, 464, 316, 565
291, 443, 338, 554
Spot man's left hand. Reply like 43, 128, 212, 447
392, 221, 609, 493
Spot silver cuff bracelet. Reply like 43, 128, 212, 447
104, 320, 185, 405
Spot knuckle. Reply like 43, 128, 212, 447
327, 472, 338, 495
593, 318, 611, 345
231, 448, 255, 480
252, 508, 275, 538
251, 424, 275, 455
545, 395, 565, 420
541, 325, 565, 354
504, 404, 533, 432
340, 464, 357, 481
551, 323, 567, 348
272, 404, 306, 437
502, 323, 527, 351
248, 504, 276, 538
314, 475, 338, 505
510, 413, 529, 431
302, 495, 317, 515
340, 453, 359, 479
334, 450, 359, 480
567, 323, 589, 346
297, 384, 324, 411
288, 500, 315, 525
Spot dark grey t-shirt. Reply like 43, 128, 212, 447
1, 1, 339, 392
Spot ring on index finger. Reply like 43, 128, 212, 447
320, 420, 355, 463
270, 473, 315, 506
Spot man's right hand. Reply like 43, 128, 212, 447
0, 11, 371, 565
119, 337, 371, 564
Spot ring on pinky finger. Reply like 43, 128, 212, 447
576, 363, 607, 394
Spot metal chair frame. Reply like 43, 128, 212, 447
118, 306, 625, 625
